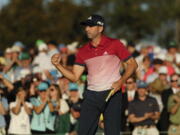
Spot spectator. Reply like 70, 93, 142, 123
13, 52, 32, 82
55, 102, 81, 135
146, 58, 164, 84
149, 66, 170, 112
8, 87, 32, 135
0, 87, 8, 135
33, 43, 52, 81
128, 81, 160, 135
121, 76, 138, 133
168, 90, 180, 135
30, 82, 55, 134
49, 84, 69, 115
66, 83, 83, 108
158, 73, 180, 135
57, 76, 70, 100
136, 56, 152, 81
127, 41, 140, 58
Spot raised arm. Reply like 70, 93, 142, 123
51, 53, 85, 82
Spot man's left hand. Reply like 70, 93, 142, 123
111, 79, 123, 95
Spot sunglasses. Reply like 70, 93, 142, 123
126, 81, 134, 84
171, 80, 178, 82
50, 88, 55, 92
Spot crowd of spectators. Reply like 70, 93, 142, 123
0, 39, 179, 135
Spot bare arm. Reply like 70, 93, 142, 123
112, 57, 138, 93
33, 102, 47, 114
51, 54, 85, 82
0, 103, 7, 115
22, 102, 32, 115
149, 112, 160, 120
0, 75, 14, 91
170, 102, 180, 114
128, 114, 147, 123
12, 100, 21, 115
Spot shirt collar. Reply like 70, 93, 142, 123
89, 35, 108, 49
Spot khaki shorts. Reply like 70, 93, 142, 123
168, 124, 180, 135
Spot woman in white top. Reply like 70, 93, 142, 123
49, 84, 69, 115
8, 87, 32, 135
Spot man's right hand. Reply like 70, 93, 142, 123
51, 53, 62, 66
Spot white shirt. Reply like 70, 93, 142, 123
127, 90, 136, 100
172, 87, 180, 94
58, 99, 69, 114
8, 101, 32, 135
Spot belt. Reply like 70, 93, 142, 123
136, 125, 155, 128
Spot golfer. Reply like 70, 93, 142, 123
51, 14, 138, 135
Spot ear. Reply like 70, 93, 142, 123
98, 26, 104, 33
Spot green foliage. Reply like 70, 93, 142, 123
0, 0, 179, 50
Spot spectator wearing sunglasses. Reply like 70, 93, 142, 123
159, 73, 179, 135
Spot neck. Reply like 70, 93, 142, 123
139, 96, 146, 101
91, 34, 102, 47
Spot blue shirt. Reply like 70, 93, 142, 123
30, 97, 56, 131
0, 97, 8, 128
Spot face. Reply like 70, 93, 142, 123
137, 88, 147, 97
71, 109, 80, 119
39, 90, 47, 99
126, 78, 136, 90
171, 74, 179, 88
85, 26, 103, 39
49, 86, 58, 98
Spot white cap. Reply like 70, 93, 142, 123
38, 44, 48, 51
20, 69, 31, 79
158, 66, 168, 74
5, 48, 13, 53
11, 46, 21, 52
67, 41, 78, 52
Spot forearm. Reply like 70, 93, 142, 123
12, 102, 21, 114
47, 101, 55, 112
170, 103, 180, 114
1, 78, 14, 91
129, 115, 146, 123
55, 64, 77, 82
23, 103, 32, 115
0, 103, 7, 115
121, 58, 138, 83
34, 102, 46, 114
150, 113, 160, 120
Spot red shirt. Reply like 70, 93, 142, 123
75, 35, 131, 91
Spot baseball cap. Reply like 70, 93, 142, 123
80, 14, 105, 27
18, 52, 30, 60
69, 83, 78, 91
71, 103, 81, 112
137, 81, 148, 89
158, 66, 168, 74
37, 82, 48, 91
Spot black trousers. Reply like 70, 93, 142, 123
78, 89, 122, 135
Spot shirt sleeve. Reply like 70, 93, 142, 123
10, 102, 16, 109
60, 99, 70, 114
114, 40, 132, 61
152, 98, 160, 112
167, 95, 175, 112
2, 98, 9, 110
128, 102, 135, 115
75, 50, 85, 66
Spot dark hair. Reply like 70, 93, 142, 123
152, 58, 163, 65
47, 40, 57, 46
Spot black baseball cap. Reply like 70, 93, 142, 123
80, 14, 105, 27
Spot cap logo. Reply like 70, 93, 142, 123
97, 21, 104, 26
88, 16, 92, 20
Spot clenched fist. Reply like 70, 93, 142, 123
51, 53, 62, 66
